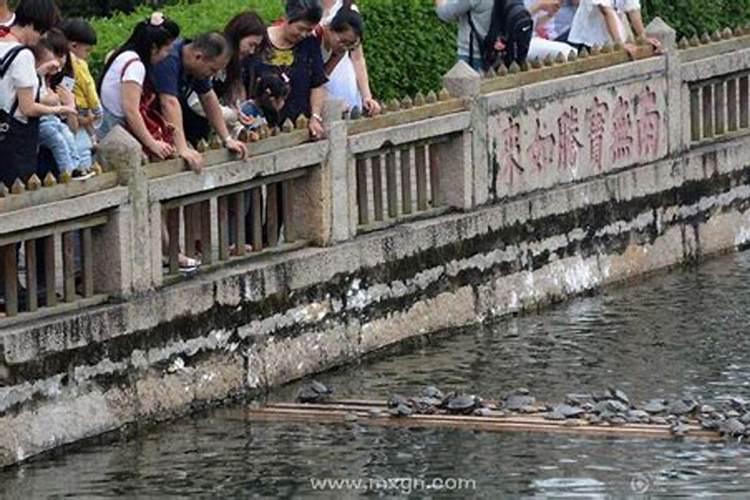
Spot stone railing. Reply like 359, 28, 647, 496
0, 171, 126, 321
3, 17, 750, 325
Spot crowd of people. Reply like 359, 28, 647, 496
0, 0, 661, 279
436, 0, 660, 72
0, 0, 376, 189
0, 0, 662, 191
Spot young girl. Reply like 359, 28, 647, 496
238, 71, 290, 132
319, 0, 380, 115
97, 12, 180, 160
0, 0, 65, 189
35, 29, 83, 176
568, 0, 661, 54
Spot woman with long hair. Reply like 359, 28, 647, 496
97, 12, 180, 160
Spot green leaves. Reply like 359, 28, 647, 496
88, 0, 750, 102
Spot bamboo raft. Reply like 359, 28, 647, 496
245, 399, 722, 441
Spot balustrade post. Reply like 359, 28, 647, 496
96, 125, 160, 296
646, 18, 683, 154
440, 61, 481, 210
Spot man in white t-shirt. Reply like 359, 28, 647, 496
568, 0, 660, 55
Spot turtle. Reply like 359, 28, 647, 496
699, 416, 722, 431
421, 385, 445, 401
387, 394, 410, 409
503, 393, 536, 411
594, 399, 628, 415
700, 404, 717, 415
474, 407, 493, 417
670, 421, 689, 437
642, 399, 669, 414
554, 404, 586, 419
730, 397, 749, 412
565, 393, 594, 406
608, 387, 631, 406
651, 416, 669, 425
296, 380, 333, 403
344, 412, 359, 423
446, 394, 481, 415
544, 410, 567, 421
409, 397, 438, 415
669, 399, 698, 416
626, 410, 651, 424
719, 418, 746, 437
389, 403, 414, 418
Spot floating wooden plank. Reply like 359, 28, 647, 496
246, 403, 719, 441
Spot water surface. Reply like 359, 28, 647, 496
4, 253, 750, 498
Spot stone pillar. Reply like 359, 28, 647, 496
646, 17, 684, 155
97, 126, 159, 295
284, 100, 348, 246
441, 61, 482, 209
323, 98, 352, 243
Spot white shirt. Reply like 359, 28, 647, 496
568, 0, 640, 48
100, 51, 146, 118
0, 40, 38, 123
321, 0, 359, 26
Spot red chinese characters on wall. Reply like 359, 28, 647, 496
557, 106, 584, 170
501, 116, 523, 185
585, 97, 609, 171
495, 85, 663, 189
527, 118, 556, 172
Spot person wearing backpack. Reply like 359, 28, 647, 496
0, 0, 67, 189
437, 0, 559, 72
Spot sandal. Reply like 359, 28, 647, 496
178, 254, 201, 272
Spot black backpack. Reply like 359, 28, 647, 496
0, 45, 32, 140
468, 0, 534, 71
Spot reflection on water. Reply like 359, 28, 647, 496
5, 253, 750, 498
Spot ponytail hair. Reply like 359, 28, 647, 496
97, 12, 180, 92
330, 1, 364, 39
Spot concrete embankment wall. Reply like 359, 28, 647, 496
1, 20, 750, 466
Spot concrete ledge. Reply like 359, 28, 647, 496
0, 187, 128, 235
148, 141, 329, 202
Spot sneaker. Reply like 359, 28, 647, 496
72, 169, 96, 181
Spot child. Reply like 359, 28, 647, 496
239, 72, 291, 132
568, 0, 661, 54
35, 29, 84, 177
61, 18, 102, 175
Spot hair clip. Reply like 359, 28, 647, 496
149, 12, 165, 27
